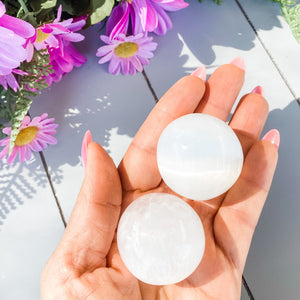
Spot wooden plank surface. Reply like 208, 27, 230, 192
1, 0, 299, 298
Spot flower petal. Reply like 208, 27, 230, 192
137, 49, 154, 58
7, 148, 18, 164
151, 2, 173, 35
107, 2, 130, 39
19, 147, 26, 162
96, 45, 114, 57
100, 35, 112, 44
131, 55, 143, 72
21, 116, 31, 126
145, 1, 158, 32
44, 34, 59, 48
65, 19, 86, 32
128, 61, 136, 75
54, 5, 62, 22
62, 32, 85, 43
25, 146, 32, 160
29, 139, 43, 152
121, 58, 130, 75
98, 52, 113, 64
152, 0, 189, 11
131, 0, 148, 34
36, 133, 57, 145
108, 56, 121, 75
55, 55, 74, 73
137, 55, 149, 66
0, 15, 35, 39
0, 2, 6, 17
2, 127, 11, 135
5, 73, 19, 92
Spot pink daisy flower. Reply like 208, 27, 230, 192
0, 114, 58, 164
96, 33, 157, 75
42, 38, 87, 86
25, 6, 87, 86
34, 5, 85, 51
0, 1, 35, 75
106, 0, 188, 38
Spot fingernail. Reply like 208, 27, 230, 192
191, 65, 206, 81
251, 85, 264, 96
262, 129, 280, 149
230, 57, 246, 72
81, 130, 93, 167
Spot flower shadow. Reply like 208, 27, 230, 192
0, 158, 47, 227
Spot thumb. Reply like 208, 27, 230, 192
59, 135, 122, 271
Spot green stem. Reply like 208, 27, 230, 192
17, 0, 29, 14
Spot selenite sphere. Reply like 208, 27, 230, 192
117, 193, 205, 285
157, 113, 243, 201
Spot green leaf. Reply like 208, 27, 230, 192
6, 49, 53, 155
41, 0, 57, 9
0, 87, 17, 125
87, 0, 115, 26
9, 89, 33, 155
29, 0, 57, 11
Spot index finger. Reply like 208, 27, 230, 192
118, 74, 206, 191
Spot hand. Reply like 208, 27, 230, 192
41, 60, 279, 300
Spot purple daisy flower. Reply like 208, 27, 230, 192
0, 113, 58, 164
106, 0, 188, 38
0, 1, 35, 75
96, 33, 157, 75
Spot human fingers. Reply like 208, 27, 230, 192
188, 58, 245, 210
229, 86, 269, 156
195, 57, 245, 120
58, 133, 122, 272
119, 72, 206, 192
214, 132, 279, 274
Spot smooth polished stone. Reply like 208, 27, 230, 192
157, 113, 243, 201
117, 193, 205, 285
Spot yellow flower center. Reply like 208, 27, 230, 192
15, 127, 38, 146
115, 42, 138, 58
35, 29, 50, 43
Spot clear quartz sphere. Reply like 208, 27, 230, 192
117, 193, 205, 285
157, 113, 243, 201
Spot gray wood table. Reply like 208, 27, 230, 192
1, 0, 299, 299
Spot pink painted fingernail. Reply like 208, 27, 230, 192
230, 57, 246, 72
261, 129, 280, 149
81, 130, 93, 167
191, 65, 207, 81
251, 85, 264, 96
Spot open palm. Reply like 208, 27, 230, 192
41, 61, 278, 300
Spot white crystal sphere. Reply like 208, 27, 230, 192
117, 193, 205, 285
157, 113, 243, 201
